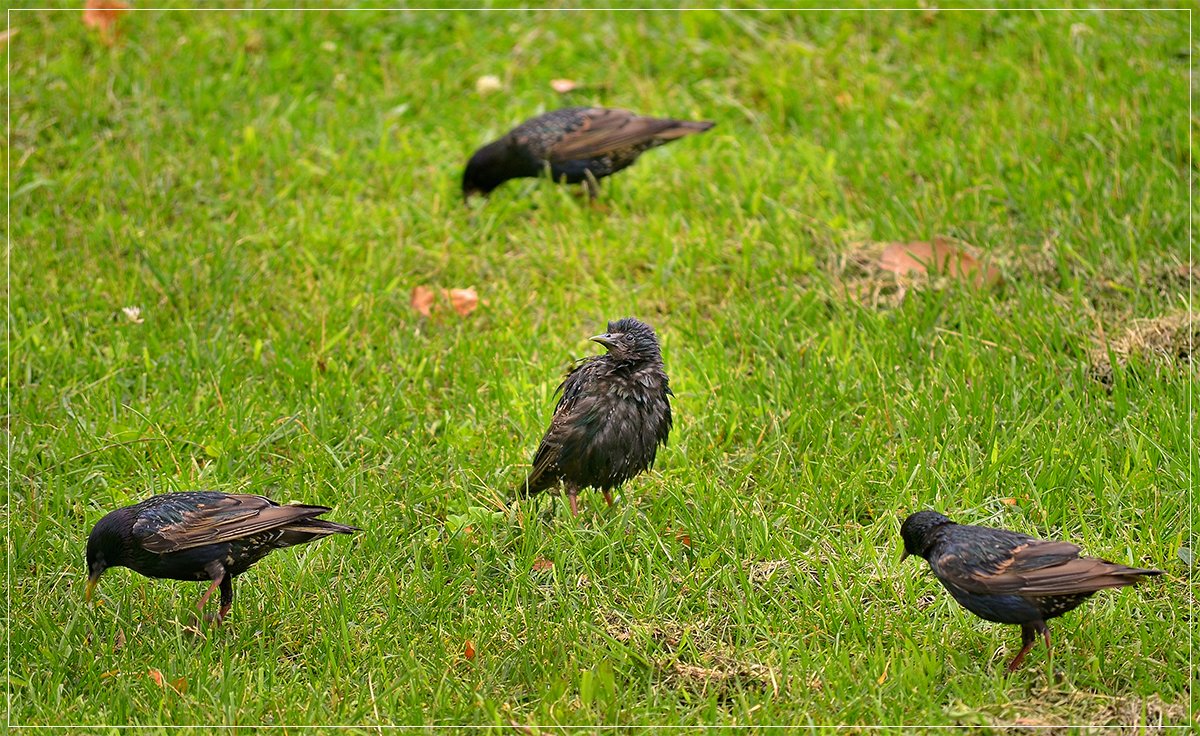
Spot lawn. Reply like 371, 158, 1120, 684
5, 3, 1195, 731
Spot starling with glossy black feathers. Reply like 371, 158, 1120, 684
463, 107, 714, 198
900, 510, 1162, 672
86, 492, 358, 623
518, 317, 672, 515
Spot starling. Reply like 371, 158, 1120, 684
85, 491, 358, 623
518, 317, 672, 515
900, 510, 1162, 672
462, 107, 714, 198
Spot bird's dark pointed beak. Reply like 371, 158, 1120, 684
85, 574, 99, 602
590, 333, 618, 350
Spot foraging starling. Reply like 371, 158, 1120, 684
85, 492, 358, 623
462, 107, 714, 198
518, 317, 672, 515
900, 510, 1162, 672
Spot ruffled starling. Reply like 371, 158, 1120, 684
900, 510, 1162, 672
86, 492, 358, 623
518, 317, 672, 515
462, 107, 714, 198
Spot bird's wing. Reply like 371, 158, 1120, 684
522, 360, 597, 492
133, 494, 330, 553
546, 108, 710, 161
935, 536, 1149, 596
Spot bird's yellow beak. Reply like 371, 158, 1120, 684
85, 576, 98, 602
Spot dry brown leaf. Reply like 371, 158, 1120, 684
464, 639, 476, 661
113, 628, 126, 653
675, 531, 692, 548
531, 557, 554, 572
0, 28, 17, 47
170, 676, 188, 693
83, 0, 129, 45
1000, 497, 1017, 506
550, 78, 578, 94
878, 238, 1001, 288
147, 668, 165, 687
410, 285, 435, 317
445, 287, 479, 317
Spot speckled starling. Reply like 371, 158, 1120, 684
86, 492, 358, 623
900, 510, 1162, 672
518, 317, 672, 515
463, 107, 714, 197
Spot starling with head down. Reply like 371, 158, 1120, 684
86, 492, 358, 623
463, 107, 714, 198
518, 317, 672, 515
900, 510, 1162, 672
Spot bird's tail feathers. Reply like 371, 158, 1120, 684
658, 120, 716, 139
285, 518, 360, 536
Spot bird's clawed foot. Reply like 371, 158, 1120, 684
1006, 623, 1050, 673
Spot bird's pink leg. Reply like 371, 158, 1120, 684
603, 491, 614, 507
568, 493, 580, 516
195, 574, 224, 617
1006, 622, 1044, 673
194, 563, 229, 624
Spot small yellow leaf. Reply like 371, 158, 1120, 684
475, 75, 502, 95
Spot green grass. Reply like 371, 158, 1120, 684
5, 4, 1195, 730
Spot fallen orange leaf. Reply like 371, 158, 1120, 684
83, 0, 129, 45
147, 668, 185, 692
675, 531, 692, 548
550, 78, 578, 94
1000, 497, 1017, 506
531, 557, 554, 572
464, 639, 476, 661
445, 287, 479, 317
878, 238, 1001, 288
410, 285, 435, 317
